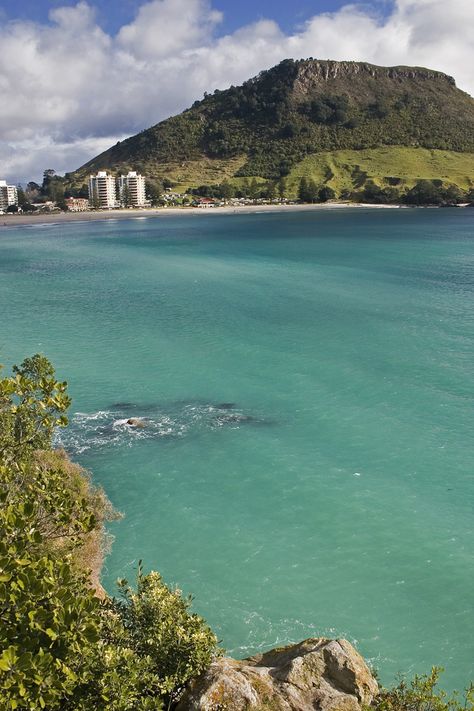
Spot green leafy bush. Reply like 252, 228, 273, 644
83, 567, 219, 710
0, 356, 101, 709
403, 180, 467, 205
0, 356, 220, 710
371, 667, 474, 711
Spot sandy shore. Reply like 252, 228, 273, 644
0, 202, 410, 229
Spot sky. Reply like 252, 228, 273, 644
0, 0, 472, 183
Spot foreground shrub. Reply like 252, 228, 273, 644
83, 568, 220, 710
0, 355, 220, 709
372, 667, 474, 711
0, 355, 102, 709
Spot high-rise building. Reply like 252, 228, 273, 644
117, 171, 147, 207
88, 171, 117, 209
0, 180, 18, 211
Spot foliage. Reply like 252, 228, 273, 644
25, 182, 41, 202
0, 355, 101, 709
402, 180, 466, 206
42, 170, 66, 205
146, 180, 163, 206
277, 178, 287, 199
298, 176, 319, 203
120, 184, 133, 208
318, 186, 335, 202
0, 354, 70, 467
81, 567, 220, 710
371, 667, 474, 711
0, 509, 100, 710
0, 355, 220, 710
298, 178, 335, 203
302, 94, 350, 125
359, 181, 401, 204
16, 187, 27, 207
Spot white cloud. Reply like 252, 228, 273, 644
117, 0, 223, 59
0, 0, 472, 183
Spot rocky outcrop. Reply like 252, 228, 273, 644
177, 638, 378, 711
295, 59, 455, 86
126, 417, 146, 428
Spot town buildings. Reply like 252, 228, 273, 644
0, 180, 18, 211
117, 171, 147, 207
195, 197, 217, 208
65, 197, 89, 212
88, 170, 147, 208
88, 171, 118, 209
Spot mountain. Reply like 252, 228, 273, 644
68, 59, 474, 195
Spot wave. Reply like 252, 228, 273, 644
55, 402, 262, 455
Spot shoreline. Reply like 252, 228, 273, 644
0, 201, 425, 229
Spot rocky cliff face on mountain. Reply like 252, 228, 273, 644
177, 637, 379, 711
292, 60, 455, 90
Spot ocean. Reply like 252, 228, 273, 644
1, 207, 473, 690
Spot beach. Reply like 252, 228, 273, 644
0, 201, 407, 228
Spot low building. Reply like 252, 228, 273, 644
196, 197, 217, 208
88, 171, 117, 209
0, 180, 18, 211
65, 197, 89, 212
117, 171, 146, 207
32, 201, 55, 210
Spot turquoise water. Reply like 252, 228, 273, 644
1, 208, 473, 689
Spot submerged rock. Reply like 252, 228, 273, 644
177, 638, 378, 711
126, 418, 146, 428
213, 413, 256, 425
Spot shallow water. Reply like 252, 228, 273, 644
1, 208, 473, 689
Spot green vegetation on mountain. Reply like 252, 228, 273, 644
286, 146, 474, 196
67, 59, 474, 196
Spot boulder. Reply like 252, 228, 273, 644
177, 638, 378, 711
126, 418, 146, 428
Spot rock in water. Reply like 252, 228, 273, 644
177, 638, 378, 711
126, 418, 146, 428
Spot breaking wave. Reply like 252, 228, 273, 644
55, 402, 260, 455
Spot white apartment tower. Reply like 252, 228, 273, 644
0, 180, 18, 211
117, 171, 146, 207
88, 171, 117, 209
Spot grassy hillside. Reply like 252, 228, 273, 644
286, 147, 474, 197
66, 59, 474, 194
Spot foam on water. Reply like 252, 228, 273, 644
56, 402, 261, 454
